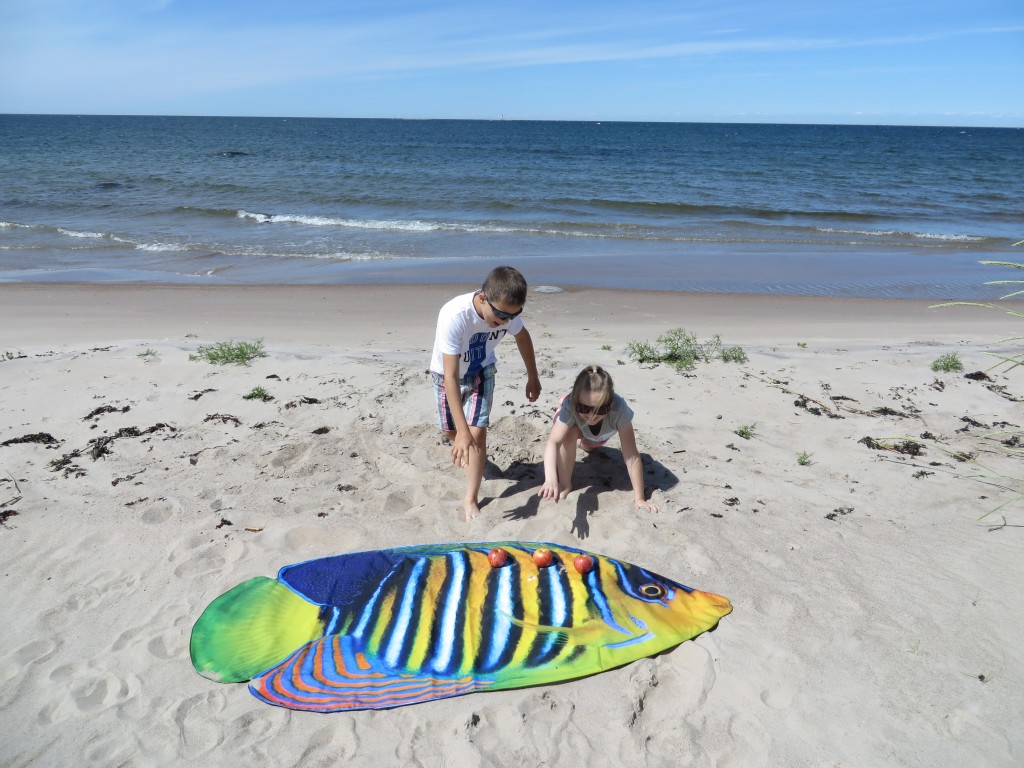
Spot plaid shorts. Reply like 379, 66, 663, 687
433, 363, 496, 431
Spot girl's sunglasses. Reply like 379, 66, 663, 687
484, 295, 523, 322
576, 402, 611, 416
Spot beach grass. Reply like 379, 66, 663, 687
735, 423, 757, 440
190, 340, 267, 366
931, 255, 1023, 373
243, 386, 273, 402
627, 328, 747, 371
931, 352, 964, 373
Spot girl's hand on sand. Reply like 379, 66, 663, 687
634, 499, 660, 513
539, 479, 561, 501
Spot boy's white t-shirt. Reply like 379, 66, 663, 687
430, 291, 524, 379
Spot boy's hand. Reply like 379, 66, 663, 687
451, 431, 478, 468
525, 375, 541, 402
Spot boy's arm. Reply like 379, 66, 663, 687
513, 327, 542, 402
619, 422, 659, 512
443, 353, 477, 467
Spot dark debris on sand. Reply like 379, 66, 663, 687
83, 405, 131, 421
204, 413, 241, 427
2, 432, 60, 447
858, 436, 925, 456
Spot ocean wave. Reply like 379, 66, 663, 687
237, 210, 443, 231
57, 228, 108, 239
136, 242, 191, 252
815, 227, 985, 242
549, 197, 887, 222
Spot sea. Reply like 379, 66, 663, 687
2, 114, 1022, 298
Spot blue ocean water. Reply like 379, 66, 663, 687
1, 114, 1022, 298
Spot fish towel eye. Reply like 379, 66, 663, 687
640, 584, 666, 599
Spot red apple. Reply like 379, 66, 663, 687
487, 547, 508, 568
532, 548, 554, 568
573, 554, 594, 574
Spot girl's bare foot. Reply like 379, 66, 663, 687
464, 500, 480, 521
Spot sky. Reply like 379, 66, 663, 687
2, 0, 1022, 126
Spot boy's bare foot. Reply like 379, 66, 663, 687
464, 500, 480, 521
558, 486, 572, 501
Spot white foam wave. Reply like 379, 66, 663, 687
136, 242, 189, 252
58, 228, 107, 239
817, 227, 984, 242
237, 209, 529, 234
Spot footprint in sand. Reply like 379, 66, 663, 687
249, 722, 356, 765
0, 638, 62, 709
758, 649, 801, 709
147, 631, 184, 661
722, 712, 774, 767
284, 525, 331, 552
682, 542, 718, 576
754, 591, 797, 621
42, 661, 139, 721
173, 690, 229, 757
173, 549, 227, 579
945, 707, 1012, 758
13, 637, 61, 668
140, 498, 176, 525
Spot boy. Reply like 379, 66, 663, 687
430, 266, 541, 521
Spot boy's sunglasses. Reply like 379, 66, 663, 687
484, 295, 523, 322
576, 402, 611, 416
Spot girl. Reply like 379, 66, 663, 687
539, 365, 659, 512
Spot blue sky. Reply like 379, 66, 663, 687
2, 0, 1022, 125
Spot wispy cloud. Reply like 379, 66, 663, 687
2, 1, 1021, 121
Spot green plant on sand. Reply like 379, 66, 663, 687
931, 250, 1023, 523
735, 423, 757, 440
932, 254, 1023, 373
627, 328, 747, 372
243, 386, 273, 402
190, 340, 267, 366
931, 352, 964, 373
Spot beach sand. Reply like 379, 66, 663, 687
1, 283, 1021, 767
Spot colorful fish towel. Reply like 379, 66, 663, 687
190, 541, 732, 712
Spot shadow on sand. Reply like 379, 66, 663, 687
495, 449, 679, 538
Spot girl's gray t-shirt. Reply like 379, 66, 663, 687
555, 393, 633, 444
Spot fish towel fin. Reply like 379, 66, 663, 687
190, 576, 323, 683
249, 635, 492, 712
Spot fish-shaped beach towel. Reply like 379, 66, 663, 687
190, 541, 732, 712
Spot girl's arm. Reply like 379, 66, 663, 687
539, 417, 571, 501
618, 422, 659, 512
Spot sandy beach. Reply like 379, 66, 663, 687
1, 282, 1021, 767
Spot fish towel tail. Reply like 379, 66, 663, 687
190, 576, 323, 683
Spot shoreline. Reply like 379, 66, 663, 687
1, 281, 1016, 347
1, 241, 1015, 302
